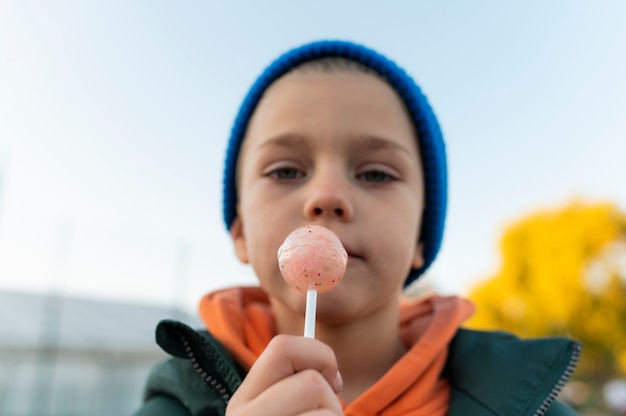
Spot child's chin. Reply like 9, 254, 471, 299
315, 294, 362, 322
315, 308, 360, 327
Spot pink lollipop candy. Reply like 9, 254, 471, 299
278, 225, 347, 293
277, 225, 347, 338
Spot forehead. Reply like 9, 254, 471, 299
243, 70, 417, 149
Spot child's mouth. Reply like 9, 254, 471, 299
343, 246, 362, 261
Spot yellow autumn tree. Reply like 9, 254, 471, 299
466, 201, 626, 381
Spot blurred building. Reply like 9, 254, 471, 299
0, 290, 201, 416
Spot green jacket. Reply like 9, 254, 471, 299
134, 320, 581, 416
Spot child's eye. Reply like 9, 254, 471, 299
357, 170, 395, 183
268, 167, 304, 180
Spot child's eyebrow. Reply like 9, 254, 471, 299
356, 135, 413, 156
256, 134, 311, 150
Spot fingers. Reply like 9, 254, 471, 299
247, 369, 343, 415
246, 335, 343, 396
226, 335, 343, 416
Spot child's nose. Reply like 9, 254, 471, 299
303, 173, 354, 222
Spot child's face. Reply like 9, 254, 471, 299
230, 70, 425, 324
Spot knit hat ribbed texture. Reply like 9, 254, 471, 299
222, 40, 447, 287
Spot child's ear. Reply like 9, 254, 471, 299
230, 217, 250, 264
411, 242, 424, 270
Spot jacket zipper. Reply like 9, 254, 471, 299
178, 332, 233, 405
533, 342, 582, 416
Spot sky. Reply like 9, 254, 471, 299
1, 1, 625, 313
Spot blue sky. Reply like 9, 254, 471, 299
1, 1, 625, 312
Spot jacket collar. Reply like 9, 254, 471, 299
445, 328, 581, 416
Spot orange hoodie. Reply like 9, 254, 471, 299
199, 287, 474, 415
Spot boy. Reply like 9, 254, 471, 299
135, 40, 580, 415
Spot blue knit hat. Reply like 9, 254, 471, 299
222, 40, 447, 287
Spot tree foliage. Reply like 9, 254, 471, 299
466, 201, 626, 380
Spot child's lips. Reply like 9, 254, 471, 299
343, 245, 363, 261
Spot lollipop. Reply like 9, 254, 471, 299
278, 225, 348, 338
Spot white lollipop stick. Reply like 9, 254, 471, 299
304, 289, 317, 338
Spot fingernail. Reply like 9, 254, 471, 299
334, 371, 343, 391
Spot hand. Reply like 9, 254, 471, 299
226, 335, 343, 415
